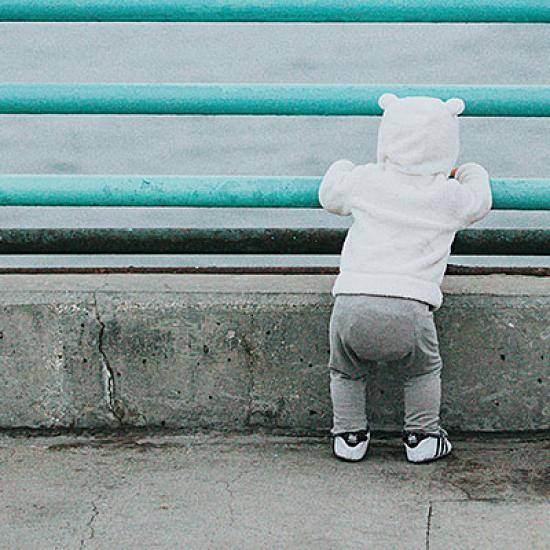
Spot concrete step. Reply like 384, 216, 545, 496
0, 274, 548, 432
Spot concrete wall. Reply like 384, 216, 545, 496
0, 274, 548, 433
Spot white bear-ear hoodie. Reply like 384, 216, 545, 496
318, 93, 492, 310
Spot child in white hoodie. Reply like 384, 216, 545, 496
319, 93, 492, 463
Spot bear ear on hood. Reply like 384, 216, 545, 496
378, 93, 398, 110
445, 98, 465, 116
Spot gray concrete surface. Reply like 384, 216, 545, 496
0, 433, 548, 549
0, 274, 548, 432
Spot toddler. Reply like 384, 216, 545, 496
319, 93, 492, 463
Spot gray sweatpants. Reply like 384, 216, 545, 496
328, 294, 442, 435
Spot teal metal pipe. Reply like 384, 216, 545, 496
1, 175, 548, 210
1, 83, 549, 117
0, 1, 548, 23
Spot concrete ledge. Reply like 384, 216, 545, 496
0, 274, 548, 432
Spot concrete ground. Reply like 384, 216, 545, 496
0, 432, 548, 550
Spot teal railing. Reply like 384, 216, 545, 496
1, 3, 549, 255
0, 1, 549, 23
1, 83, 549, 117
1, 176, 549, 211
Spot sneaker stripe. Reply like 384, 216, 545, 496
440, 438, 445, 457
439, 436, 449, 457
404, 430, 451, 463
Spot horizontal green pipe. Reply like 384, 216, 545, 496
0, 1, 548, 22
0, 228, 547, 255
1, 83, 549, 117
1, 176, 548, 210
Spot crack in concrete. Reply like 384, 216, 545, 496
425, 495, 514, 549
93, 294, 124, 425
245, 367, 255, 428
237, 330, 256, 428
432, 497, 509, 504
80, 501, 99, 548
222, 479, 237, 527
446, 479, 475, 501
218, 466, 255, 528
425, 502, 433, 550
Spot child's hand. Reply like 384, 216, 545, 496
449, 167, 459, 179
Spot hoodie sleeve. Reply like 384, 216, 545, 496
318, 159, 357, 216
451, 162, 493, 228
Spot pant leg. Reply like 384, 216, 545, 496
402, 307, 442, 433
329, 369, 368, 435
328, 296, 369, 434
328, 294, 417, 435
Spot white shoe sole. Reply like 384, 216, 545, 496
333, 434, 370, 462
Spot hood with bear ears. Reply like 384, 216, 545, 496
376, 93, 465, 177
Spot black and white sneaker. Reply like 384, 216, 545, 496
403, 429, 452, 463
332, 429, 371, 462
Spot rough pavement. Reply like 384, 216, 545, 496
0, 432, 548, 549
